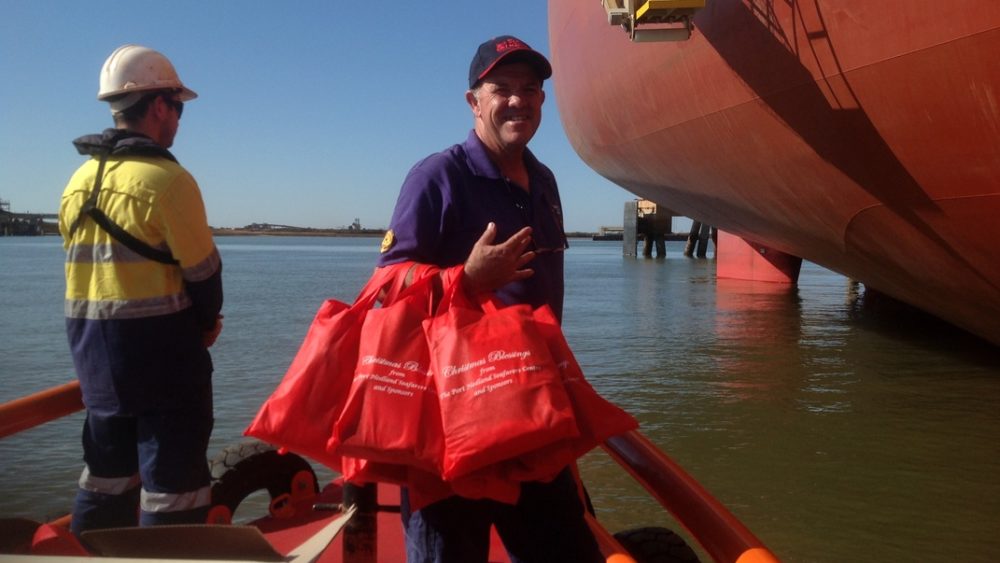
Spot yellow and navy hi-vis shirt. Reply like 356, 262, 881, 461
60, 149, 220, 320
60, 130, 223, 415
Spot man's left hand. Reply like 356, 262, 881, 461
203, 314, 224, 348
462, 223, 535, 294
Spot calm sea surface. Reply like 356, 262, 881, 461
1, 235, 998, 562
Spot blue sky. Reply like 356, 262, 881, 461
0, 1, 641, 232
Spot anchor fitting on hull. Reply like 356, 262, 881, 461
602, 0, 704, 41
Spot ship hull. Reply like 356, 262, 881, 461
549, 0, 1000, 345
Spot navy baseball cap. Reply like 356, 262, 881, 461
468, 35, 552, 89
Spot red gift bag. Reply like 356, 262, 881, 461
330, 270, 444, 473
345, 461, 520, 511
341, 458, 519, 512
533, 305, 639, 456
244, 266, 404, 469
505, 439, 579, 484
423, 269, 579, 480
504, 305, 638, 483
404, 463, 521, 510
340, 456, 410, 486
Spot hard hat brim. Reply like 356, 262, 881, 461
102, 86, 198, 113
99, 85, 198, 102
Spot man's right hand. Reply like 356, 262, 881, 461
462, 223, 535, 294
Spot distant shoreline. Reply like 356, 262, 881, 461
211, 228, 385, 237
211, 228, 605, 239
2, 228, 615, 239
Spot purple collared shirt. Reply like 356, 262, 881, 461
379, 130, 568, 320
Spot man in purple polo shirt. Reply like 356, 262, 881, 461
378, 35, 603, 563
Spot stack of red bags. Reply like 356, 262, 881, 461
246, 263, 637, 509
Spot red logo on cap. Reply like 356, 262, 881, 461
495, 38, 527, 53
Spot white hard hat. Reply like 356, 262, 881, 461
98, 44, 197, 112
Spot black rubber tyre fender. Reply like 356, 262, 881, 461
613, 526, 701, 563
208, 440, 318, 521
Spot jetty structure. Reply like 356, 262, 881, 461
0, 198, 57, 236
548, 0, 1000, 345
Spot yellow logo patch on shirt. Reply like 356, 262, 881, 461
380, 229, 395, 253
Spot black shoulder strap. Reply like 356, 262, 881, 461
86, 208, 179, 265
67, 151, 110, 238
67, 151, 179, 266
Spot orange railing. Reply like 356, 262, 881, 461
0, 381, 82, 531
602, 431, 779, 563
0, 380, 83, 439
0, 382, 778, 562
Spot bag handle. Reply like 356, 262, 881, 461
476, 294, 505, 314
361, 262, 449, 314
432, 265, 505, 316
382, 262, 443, 305
352, 265, 405, 310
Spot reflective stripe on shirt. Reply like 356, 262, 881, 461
66, 242, 171, 265
182, 247, 222, 282
67, 241, 220, 281
65, 292, 192, 320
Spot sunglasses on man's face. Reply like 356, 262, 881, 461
162, 96, 184, 118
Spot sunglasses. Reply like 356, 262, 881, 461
531, 241, 568, 256
162, 95, 184, 118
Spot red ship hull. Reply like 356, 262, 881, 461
549, 0, 1000, 345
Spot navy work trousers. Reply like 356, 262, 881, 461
70, 404, 213, 536
400, 468, 604, 563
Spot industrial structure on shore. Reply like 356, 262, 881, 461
0, 198, 57, 236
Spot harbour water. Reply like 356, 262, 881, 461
1, 235, 998, 562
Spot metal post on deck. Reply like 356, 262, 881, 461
341, 483, 377, 563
